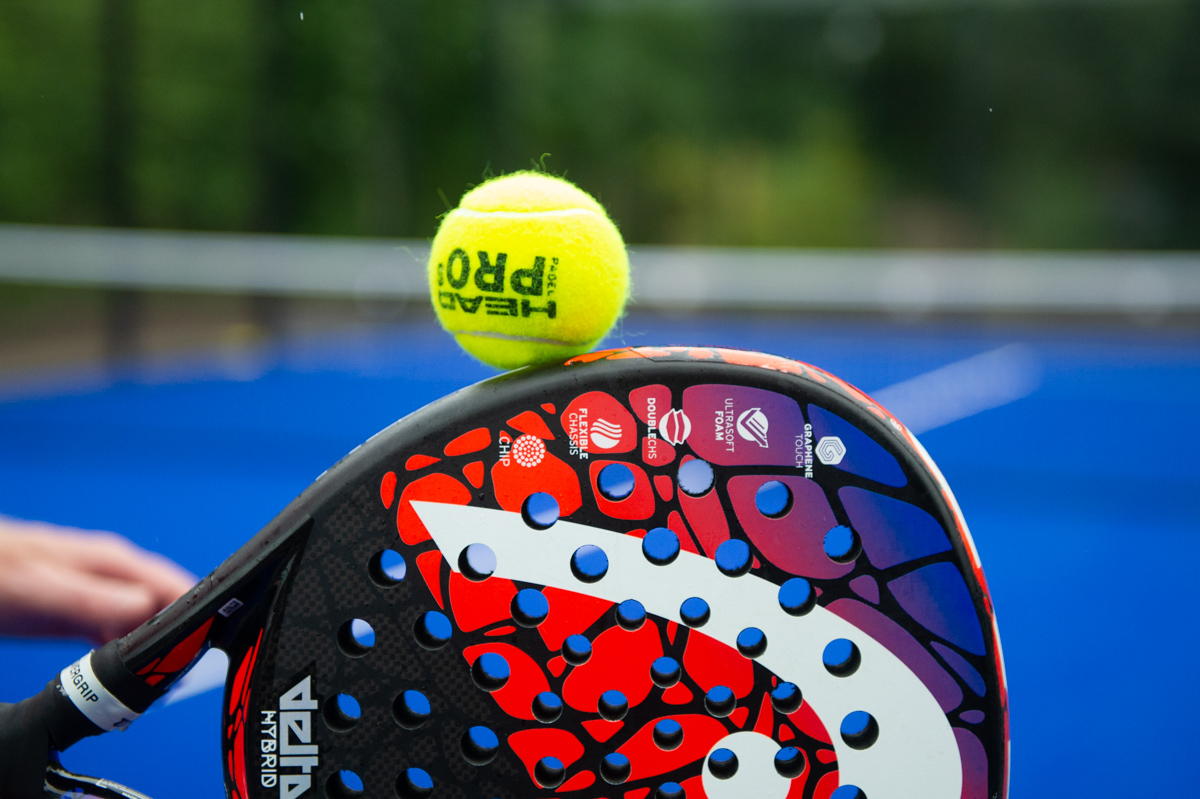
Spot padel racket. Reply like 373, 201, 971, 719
0, 346, 1007, 799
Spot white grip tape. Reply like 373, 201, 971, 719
60, 651, 141, 732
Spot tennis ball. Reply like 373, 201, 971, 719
428, 171, 629, 370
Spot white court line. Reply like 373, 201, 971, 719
870, 344, 1041, 434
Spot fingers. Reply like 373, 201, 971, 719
3, 521, 196, 607
0, 560, 160, 643
60, 533, 197, 606
0, 518, 198, 644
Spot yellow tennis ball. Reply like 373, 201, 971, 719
428, 171, 630, 370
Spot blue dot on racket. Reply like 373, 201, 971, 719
460, 725, 500, 765
770, 681, 803, 714
349, 619, 374, 648
458, 543, 496, 581
600, 752, 631, 784
755, 479, 792, 517
471, 652, 510, 692
655, 781, 685, 799
534, 756, 565, 788
824, 638, 861, 677
678, 458, 714, 496
616, 599, 646, 630
830, 786, 867, 799
715, 538, 752, 576
335, 693, 360, 719
680, 596, 711, 627
704, 685, 736, 717
775, 746, 806, 779
562, 634, 592, 665
393, 690, 430, 729
372, 549, 406, 584
642, 527, 680, 565
532, 691, 563, 723
598, 462, 636, 500
397, 767, 433, 798
414, 611, 452, 650
650, 656, 681, 687
571, 544, 609, 583
598, 689, 629, 720
334, 770, 362, 793
824, 524, 858, 561
708, 747, 738, 779
736, 626, 767, 658
511, 588, 549, 627
522, 492, 560, 529
653, 718, 684, 750
778, 577, 816, 615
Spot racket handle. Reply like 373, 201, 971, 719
0, 637, 166, 799
0, 685, 53, 799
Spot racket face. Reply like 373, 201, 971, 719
222, 347, 1006, 799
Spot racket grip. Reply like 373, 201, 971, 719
0, 685, 52, 799
0, 639, 161, 798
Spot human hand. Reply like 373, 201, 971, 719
0, 517, 196, 644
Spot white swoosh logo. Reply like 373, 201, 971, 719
410, 501, 961, 799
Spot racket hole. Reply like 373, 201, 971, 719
471, 652, 511, 692
597, 462, 636, 500
326, 770, 363, 799
511, 588, 550, 627
642, 527, 680, 565
778, 577, 816, 616
392, 690, 431, 730
823, 638, 861, 677
522, 492, 560, 529
323, 693, 361, 732
770, 682, 803, 714
369, 549, 407, 587
830, 786, 868, 799
650, 656, 681, 688
823, 525, 861, 563
840, 711, 879, 749
532, 691, 563, 723
755, 480, 793, 518
704, 685, 736, 717
458, 543, 496, 581
708, 747, 738, 779
774, 746, 807, 779
653, 718, 684, 750
460, 725, 500, 766
396, 767, 433, 798
655, 782, 685, 799
562, 634, 592, 665
597, 689, 629, 721
414, 610, 453, 650
616, 599, 646, 630
736, 627, 767, 658
337, 619, 375, 657
570, 544, 609, 583
677, 459, 714, 496
715, 539, 752, 577
534, 756, 566, 789
679, 596, 710, 627
600, 752, 631, 784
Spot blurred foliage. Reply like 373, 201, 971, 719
0, 0, 1197, 249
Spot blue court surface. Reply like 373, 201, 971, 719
0, 313, 1197, 797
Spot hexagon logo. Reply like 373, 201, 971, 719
816, 435, 847, 465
